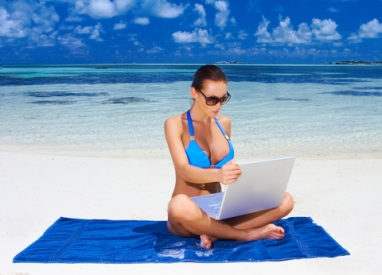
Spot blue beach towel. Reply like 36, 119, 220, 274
13, 217, 349, 263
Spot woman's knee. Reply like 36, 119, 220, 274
280, 192, 294, 215
168, 194, 198, 221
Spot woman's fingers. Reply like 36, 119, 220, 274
219, 161, 242, 184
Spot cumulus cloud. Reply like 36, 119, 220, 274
214, 0, 230, 29
58, 33, 89, 56
113, 22, 127, 30
114, 0, 137, 13
359, 19, 382, 38
139, 0, 185, 18
73, 0, 136, 19
193, 4, 207, 26
146, 46, 163, 53
311, 18, 341, 41
237, 30, 248, 40
0, 1, 60, 47
133, 17, 150, 25
172, 28, 214, 45
74, 0, 117, 18
127, 34, 143, 46
89, 23, 103, 40
204, 0, 233, 29
0, 7, 28, 37
255, 16, 341, 45
327, 7, 340, 13
74, 23, 103, 41
347, 19, 382, 42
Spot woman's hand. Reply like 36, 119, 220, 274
217, 160, 242, 185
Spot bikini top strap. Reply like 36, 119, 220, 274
186, 110, 195, 140
214, 118, 230, 140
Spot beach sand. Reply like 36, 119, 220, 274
1, 150, 381, 274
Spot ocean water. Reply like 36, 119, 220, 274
0, 64, 381, 158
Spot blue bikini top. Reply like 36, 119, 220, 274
185, 110, 234, 169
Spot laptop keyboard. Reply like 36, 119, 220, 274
207, 203, 221, 210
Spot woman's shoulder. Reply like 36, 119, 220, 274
164, 113, 185, 131
165, 113, 184, 124
216, 113, 231, 126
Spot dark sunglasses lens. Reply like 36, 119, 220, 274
206, 97, 219, 106
221, 94, 231, 104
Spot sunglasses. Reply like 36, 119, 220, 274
198, 90, 231, 106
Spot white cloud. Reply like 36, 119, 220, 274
0, 2, 60, 48
74, 23, 103, 41
193, 4, 207, 27
327, 7, 340, 13
114, 22, 127, 30
139, 0, 185, 18
347, 19, 382, 42
254, 16, 272, 43
114, 0, 137, 13
333, 41, 343, 47
0, 7, 27, 37
347, 32, 362, 43
89, 23, 103, 41
227, 46, 246, 55
214, 43, 225, 50
255, 16, 341, 45
133, 17, 150, 25
31, 5, 60, 34
225, 32, 232, 39
237, 30, 248, 40
58, 33, 88, 56
172, 28, 214, 45
359, 19, 382, 38
311, 18, 341, 41
127, 34, 142, 46
71, 0, 136, 19
214, 0, 230, 29
74, 25, 93, 34
75, 0, 117, 18
273, 17, 307, 44
146, 46, 163, 53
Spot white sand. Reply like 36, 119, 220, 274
1, 150, 382, 275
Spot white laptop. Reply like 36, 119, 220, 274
190, 157, 295, 220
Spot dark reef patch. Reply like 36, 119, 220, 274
31, 100, 76, 105
102, 97, 150, 104
275, 97, 310, 102
322, 91, 382, 96
26, 91, 109, 97
352, 86, 381, 90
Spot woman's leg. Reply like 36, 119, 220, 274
167, 194, 287, 248
225, 192, 294, 230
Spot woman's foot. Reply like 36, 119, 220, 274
200, 224, 284, 249
200, 234, 217, 249
247, 224, 285, 240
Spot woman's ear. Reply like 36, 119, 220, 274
190, 87, 198, 100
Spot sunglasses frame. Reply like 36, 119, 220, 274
198, 89, 231, 106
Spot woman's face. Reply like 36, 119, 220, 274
192, 80, 228, 117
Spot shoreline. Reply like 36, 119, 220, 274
1, 149, 382, 274
1, 143, 381, 160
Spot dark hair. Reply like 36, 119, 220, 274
191, 65, 228, 91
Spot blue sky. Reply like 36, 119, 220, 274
1, 0, 382, 64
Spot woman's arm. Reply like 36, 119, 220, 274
164, 115, 240, 185
164, 116, 219, 184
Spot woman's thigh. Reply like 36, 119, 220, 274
166, 194, 199, 237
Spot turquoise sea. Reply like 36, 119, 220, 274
0, 64, 381, 158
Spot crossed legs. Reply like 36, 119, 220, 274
167, 193, 294, 249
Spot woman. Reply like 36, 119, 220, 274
164, 65, 294, 249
